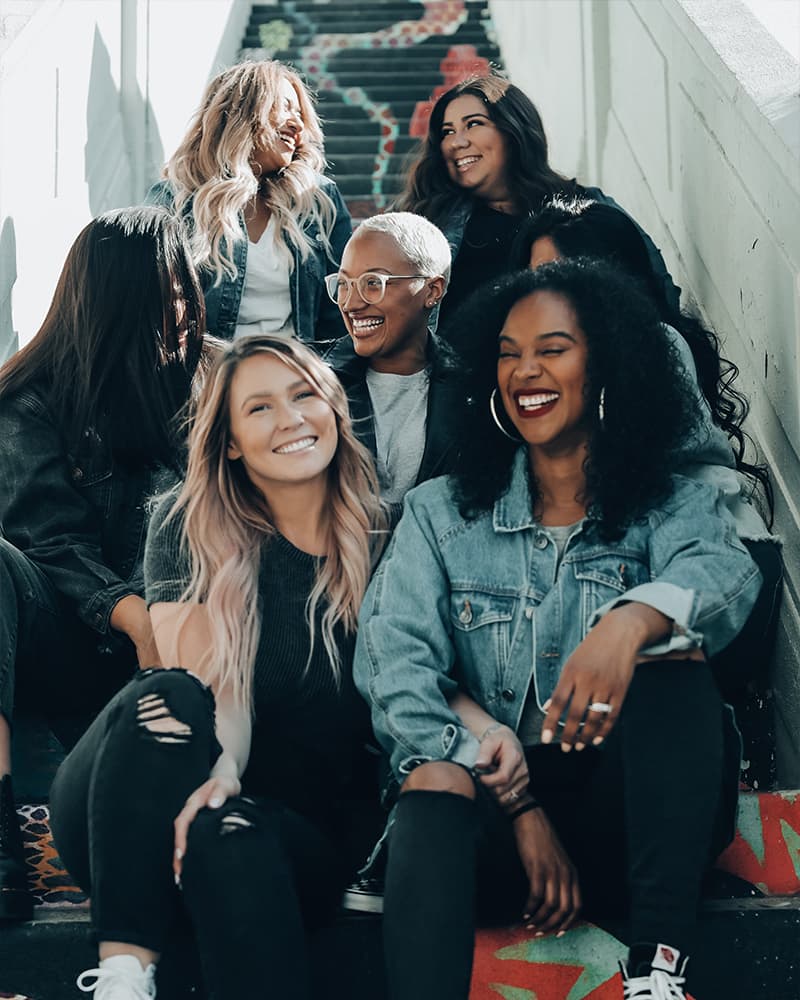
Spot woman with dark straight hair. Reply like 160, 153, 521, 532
396, 74, 679, 330
0, 206, 206, 920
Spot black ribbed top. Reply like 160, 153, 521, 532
144, 498, 370, 820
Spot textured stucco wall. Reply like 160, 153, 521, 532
491, 0, 800, 784
0, 0, 250, 359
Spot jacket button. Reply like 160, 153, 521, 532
535, 534, 548, 549
72, 467, 83, 481
458, 600, 473, 625
501, 688, 516, 701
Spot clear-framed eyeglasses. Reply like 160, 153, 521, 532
324, 271, 428, 306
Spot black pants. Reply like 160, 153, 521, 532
49, 668, 352, 1000
383, 660, 740, 1000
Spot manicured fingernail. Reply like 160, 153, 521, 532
575, 742, 585, 752
522, 913, 531, 921
209, 797, 222, 808
541, 729, 553, 745
526, 923, 535, 930
561, 742, 572, 753
543, 699, 551, 710
593, 736, 604, 746
174, 872, 181, 887
175, 848, 183, 860
557, 930, 566, 938
535, 931, 544, 938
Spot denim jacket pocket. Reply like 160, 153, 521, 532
450, 590, 516, 690
572, 553, 649, 632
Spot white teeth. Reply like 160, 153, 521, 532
351, 318, 383, 330
274, 436, 316, 454
518, 393, 559, 409
455, 156, 480, 169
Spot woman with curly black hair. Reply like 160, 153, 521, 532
511, 198, 782, 730
354, 261, 761, 1000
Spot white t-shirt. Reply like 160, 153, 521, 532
235, 218, 294, 339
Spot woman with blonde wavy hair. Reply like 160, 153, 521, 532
147, 60, 352, 344
49, 336, 386, 1000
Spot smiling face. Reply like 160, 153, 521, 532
337, 229, 443, 374
251, 77, 304, 176
439, 94, 511, 204
497, 291, 590, 455
226, 352, 338, 497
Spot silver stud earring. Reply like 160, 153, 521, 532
489, 389, 522, 442
598, 387, 606, 428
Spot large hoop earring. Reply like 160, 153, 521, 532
489, 389, 522, 442
598, 387, 606, 429
250, 159, 263, 180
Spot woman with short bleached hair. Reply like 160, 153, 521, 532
148, 60, 351, 343
50, 336, 386, 999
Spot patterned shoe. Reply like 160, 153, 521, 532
620, 943, 688, 999
341, 876, 384, 914
77, 955, 156, 1000
0, 775, 32, 921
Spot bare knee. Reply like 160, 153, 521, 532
401, 761, 475, 799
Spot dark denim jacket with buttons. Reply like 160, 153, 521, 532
0, 385, 178, 636
146, 178, 351, 344
354, 448, 761, 781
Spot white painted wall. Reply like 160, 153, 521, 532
0, 0, 251, 359
490, 0, 800, 784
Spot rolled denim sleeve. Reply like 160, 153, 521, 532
354, 495, 481, 781
589, 476, 762, 657
0, 394, 135, 633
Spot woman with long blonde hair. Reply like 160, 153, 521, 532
148, 60, 351, 344
49, 336, 385, 1000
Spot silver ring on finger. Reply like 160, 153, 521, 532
507, 789, 519, 802
588, 701, 612, 714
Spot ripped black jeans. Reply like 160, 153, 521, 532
49, 669, 350, 1000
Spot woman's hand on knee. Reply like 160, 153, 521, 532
474, 725, 529, 805
514, 810, 581, 936
173, 772, 241, 883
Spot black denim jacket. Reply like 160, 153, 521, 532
0, 385, 178, 635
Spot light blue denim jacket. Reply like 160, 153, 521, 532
146, 178, 351, 343
354, 450, 762, 781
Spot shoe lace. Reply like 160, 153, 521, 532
77, 965, 154, 1000
623, 968, 686, 1000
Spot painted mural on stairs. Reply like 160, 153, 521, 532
244, 0, 500, 215
15, 790, 800, 997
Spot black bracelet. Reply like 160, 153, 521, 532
507, 799, 541, 822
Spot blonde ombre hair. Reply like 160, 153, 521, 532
165, 60, 335, 283
164, 335, 386, 710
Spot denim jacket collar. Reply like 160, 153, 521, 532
492, 448, 536, 533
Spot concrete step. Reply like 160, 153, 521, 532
319, 100, 418, 120
321, 120, 382, 137
3, 790, 798, 997
326, 135, 419, 156
327, 47, 501, 65
242, 28, 493, 46
334, 174, 404, 196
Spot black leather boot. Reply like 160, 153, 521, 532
0, 774, 32, 920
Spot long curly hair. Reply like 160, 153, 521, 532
512, 196, 772, 515
165, 60, 335, 283
162, 336, 386, 710
0, 206, 205, 467
396, 74, 577, 222
449, 261, 701, 538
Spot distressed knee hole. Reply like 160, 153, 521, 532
219, 812, 254, 836
136, 693, 192, 744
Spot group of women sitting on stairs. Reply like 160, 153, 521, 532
0, 59, 781, 1000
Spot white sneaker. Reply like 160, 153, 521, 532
341, 876, 384, 914
620, 962, 687, 999
77, 955, 156, 1000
